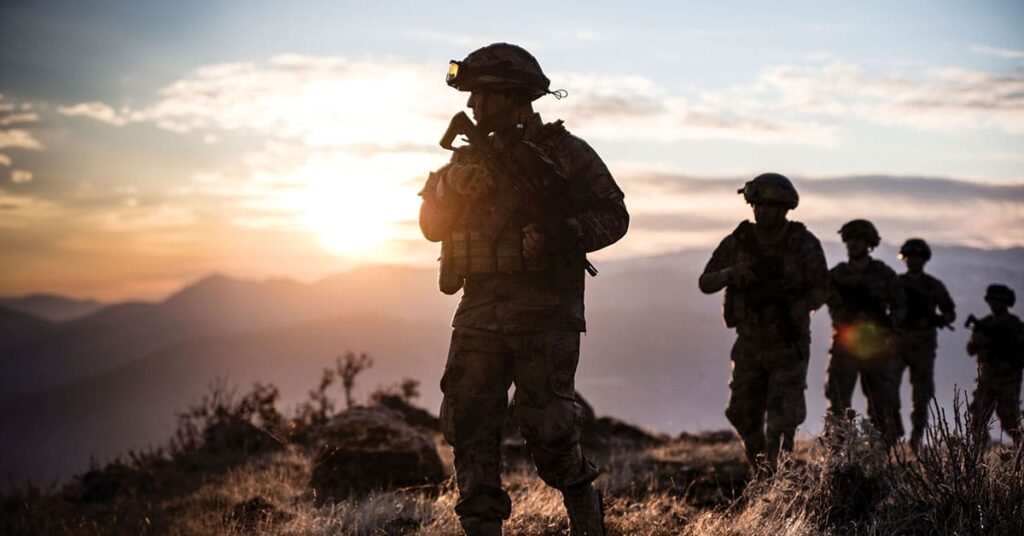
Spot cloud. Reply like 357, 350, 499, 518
969, 44, 1024, 60
0, 113, 39, 126
626, 172, 1024, 249
0, 129, 43, 150
57, 102, 130, 125
0, 154, 10, 166
10, 170, 32, 184
738, 59, 1024, 133
0, 95, 44, 151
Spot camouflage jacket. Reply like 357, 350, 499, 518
702, 220, 829, 340
899, 272, 955, 331
827, 258, 906, 328
419, 113, 628, 333
967, 312, 1024, 367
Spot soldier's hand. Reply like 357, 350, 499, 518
728, 261, 757, 286
523, 223, 546, 261
448, 164, 494, 200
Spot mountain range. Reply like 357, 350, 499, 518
1, 244, 1022, 486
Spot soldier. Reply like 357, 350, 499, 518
699, 173, 829, 469
825, 220, 906, 445
967, 284, 1024, 445
896, 238, 956, 450
419, 43, 628, 536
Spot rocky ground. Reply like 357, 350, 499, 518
2, 376, 1022, 535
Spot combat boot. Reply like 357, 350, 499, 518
459, 516, 502, 536
562, 482, 606, 536
910, 426, 924, 453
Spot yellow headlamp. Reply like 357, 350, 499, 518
446, 61, 460, 85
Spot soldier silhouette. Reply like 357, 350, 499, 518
419, 43, 628, 536
699, 173, 829, 469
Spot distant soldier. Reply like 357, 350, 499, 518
967, 284, 1024, 445
699, 173, 829, 468
419, 43, 628, 536
825, 219, 906, 445
896, 238, 956, 450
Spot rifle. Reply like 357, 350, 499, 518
440, 111, 598, 276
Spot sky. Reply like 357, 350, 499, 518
1, 0, 1022, 300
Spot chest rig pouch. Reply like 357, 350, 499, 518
723, 221, 806, 331
438, 124, 569, 294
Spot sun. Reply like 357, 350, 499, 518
287, 153, 427, 259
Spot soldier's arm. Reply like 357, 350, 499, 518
800, 232, 830, 312
699, 236, 736, 294
887, 269, 908, 327
826, 271, 844, 320
565, 139, 628, 252
936, 280, 957, 325
418, 166, 458, 243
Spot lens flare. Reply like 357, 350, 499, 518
836, 321, 891, 360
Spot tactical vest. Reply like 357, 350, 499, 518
831, 260, 894, 326
438, 121, 571, 294
723, 221, 808, 330
901, 274, 942, 330
974, 314, 1024, 366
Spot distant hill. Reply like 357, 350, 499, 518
1, 244, 1022, 485
0, 293, 104, 322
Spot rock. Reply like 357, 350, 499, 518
224, 495, 292, 529
309, 406, 445, 503
676, 430, 738, 444
582, 416, 669, 451
372, 394, 441, 432
201, 417, 284, 456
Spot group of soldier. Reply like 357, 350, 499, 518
417, 42, 1024, 536
700, 173, 1024, 470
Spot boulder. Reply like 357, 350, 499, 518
309, 406, 445, 503
201, 417, 284, 456
372, 394, 441, 432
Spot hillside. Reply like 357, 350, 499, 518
1, 245, 1022, 486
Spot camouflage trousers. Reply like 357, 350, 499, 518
725, 333, 809, 466
439, 328, 599, 522
969, 363, 1023, 443
897, 329, 938, 436
825, 340, 904, 444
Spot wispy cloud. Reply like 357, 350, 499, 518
626, 173, 1024, 250
0, 154, 10, 167
10, 170, 32, 184
0, 129, 42, 150
969, 44, 1024, 60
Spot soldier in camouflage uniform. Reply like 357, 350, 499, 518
419, 43, 628, 536
967, 284, 1024, 445
699, 173, 829, 469
895, 238, 956, 450
825, 220, 907, 445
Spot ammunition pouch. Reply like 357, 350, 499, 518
438, 226, 545, 292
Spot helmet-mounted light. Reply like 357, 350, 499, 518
446, 60, 461, 87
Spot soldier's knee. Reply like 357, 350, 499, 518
726, 403, 761, 434
518, 397, 578, 446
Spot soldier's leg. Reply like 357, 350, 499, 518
440, 328, 514, 532
824, 345, 858, 419
993, 376, 1023, 444
764, 342, 809, 466
511, 331, 603, 535
905, 332, 938, 447
968, 376, 997, 441
861, 359, 904, 445
725, 337, 770, 466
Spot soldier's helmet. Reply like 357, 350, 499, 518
446, 43, 552, 101
899, 238, 931, 261
985, 284, 1016, 307
737, 172, 799, 209
839, 219, 881, 248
